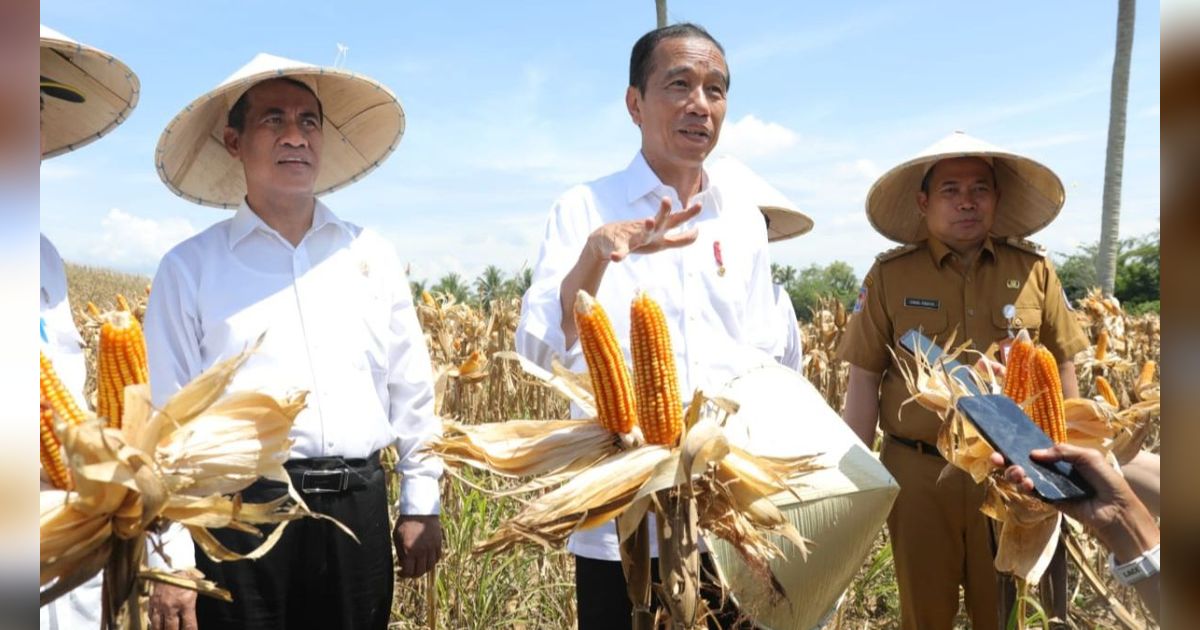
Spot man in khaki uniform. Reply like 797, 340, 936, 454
838, 131, 1088, 629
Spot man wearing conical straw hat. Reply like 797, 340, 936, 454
708, 155, 815, 372
143, 53, 442, 628
39, 24, 139, 630
837, 131, 1088, 629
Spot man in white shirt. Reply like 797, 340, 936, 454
39, 24, 140, 630
143, 54, 441, 629
516, 23, 781, 629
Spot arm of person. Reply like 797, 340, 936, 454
993, 444, 1160, 621
843, 366, 883, 448
1121, 450, 1160, 517
386, 259, 444, 579
1039, 258, 1089, 398
142, 253, 202, 629
559, 196, 701, 348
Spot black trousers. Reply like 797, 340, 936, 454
195, 455, 393, 629
575, 554, 756, 629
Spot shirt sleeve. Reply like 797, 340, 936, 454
836, 262, 892, 373
384, 250, 443, 515
516, 192, 591, 370
1038, 258, 1090, 363
142, 252, 200, 570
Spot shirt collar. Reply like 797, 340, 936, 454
623, 151, 710, 205
926, 234, 998, 268
227, 198, 352, 249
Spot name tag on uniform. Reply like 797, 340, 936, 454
904, 297, 940, 310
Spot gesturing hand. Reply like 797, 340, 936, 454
586, 196, 703, 264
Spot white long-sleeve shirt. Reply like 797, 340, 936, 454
143, 200, 441, 569
516, 152, 782, 560
773, 282, 803, 372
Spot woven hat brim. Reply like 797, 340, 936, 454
155, 65, 404, 208
40, 33, 140, 159
762, 206, 814, 242
865, 149, 1064, 244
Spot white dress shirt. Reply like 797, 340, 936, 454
40, 235, 103, 629
143, 200, 441, 569
773, 282, 803, 372
516, 152, 782, 560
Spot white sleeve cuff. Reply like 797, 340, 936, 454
398, 475, 441, 515
146, 521, 196, 571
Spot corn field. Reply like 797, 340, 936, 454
64, 264, 1160, 629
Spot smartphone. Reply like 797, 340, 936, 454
955, 395, 1093, 503
897, 329, 985, 396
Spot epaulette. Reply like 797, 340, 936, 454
876, 243, 920, 263
1003, 236, 1047, 257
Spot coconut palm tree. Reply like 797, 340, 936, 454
433, 272, 470, 304
1096, 0, 1136, 296
474, 265, 508, 312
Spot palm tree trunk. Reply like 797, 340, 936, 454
1096, 0, 1136, 296
656, 0, 667, 27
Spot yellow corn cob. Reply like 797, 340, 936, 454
1136, 361, 1156, 392
630, 292, 682, 446
40, 402, 72, 490
96, 310, 149, 429
1094, 329, 1109, 361
421, 290, 436, 308
1094, 376, 1119, 407
41, 351, 86, 427
574, 291, 638, 434
1003, 337, 1035, 404
116, 293, 131, 312
1028, 347, 1067, 444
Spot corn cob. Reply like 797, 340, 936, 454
96, 310, 149, 429
1136, 361, 1156, 392
40, 402, 72, 490
1003, 336, 1035, 404
116, 293, 131, 312
630, 292, 682, 446
574, 291, 638, 434
40, 351, 86, 490
1094, 329, 1109, 361
1094, 376, 1119, 407
1028, 347, 1067, 444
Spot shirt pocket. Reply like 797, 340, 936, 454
990, 301, 1044, 342
893, 306, 949, 346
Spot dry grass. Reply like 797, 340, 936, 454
66, 267, 1159, 629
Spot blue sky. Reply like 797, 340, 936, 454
40, 1, 1160, 285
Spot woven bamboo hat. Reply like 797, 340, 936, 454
866, 131, 1064, 244
708, 155, 813, 241
155, 53, 404, 208
40, 25, 140, 159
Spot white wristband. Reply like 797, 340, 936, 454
1108, 543, 1160, 586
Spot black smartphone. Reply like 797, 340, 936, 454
897, 329, 985, 396
955, 395, 1093, 503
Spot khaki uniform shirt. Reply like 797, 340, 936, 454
837, 235, 1089, 444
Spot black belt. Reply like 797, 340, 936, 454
887, 434, 945, 460
284, 453, 381, 495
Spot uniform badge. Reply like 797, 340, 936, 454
853, 285, 867, 313
903, 297, 940, 310
713, 241, 726, 277
1006, 279, 1020, 289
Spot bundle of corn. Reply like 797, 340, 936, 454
896, 330, 1117, 585
800, 296, 849, 410
431, 290, 822, 628
40, 341, 333, 628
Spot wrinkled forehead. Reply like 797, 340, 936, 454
925, 156, 996, 183
239, 77, 322, 113
649, 36, 729, 81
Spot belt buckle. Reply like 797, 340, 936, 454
301, 469, 349, 494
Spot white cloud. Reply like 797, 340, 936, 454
716, 114, 799, 160
88, 208, 196, 273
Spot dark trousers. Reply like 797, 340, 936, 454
575, 554, 755, 629
195, 455, 393, 629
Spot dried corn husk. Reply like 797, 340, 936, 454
40, 343, 332, 628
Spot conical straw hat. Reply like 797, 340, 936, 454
155, 53, 404, 208
708, 155, 813, 241
40, 25, 139, 159
866, 131, 1064, 244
